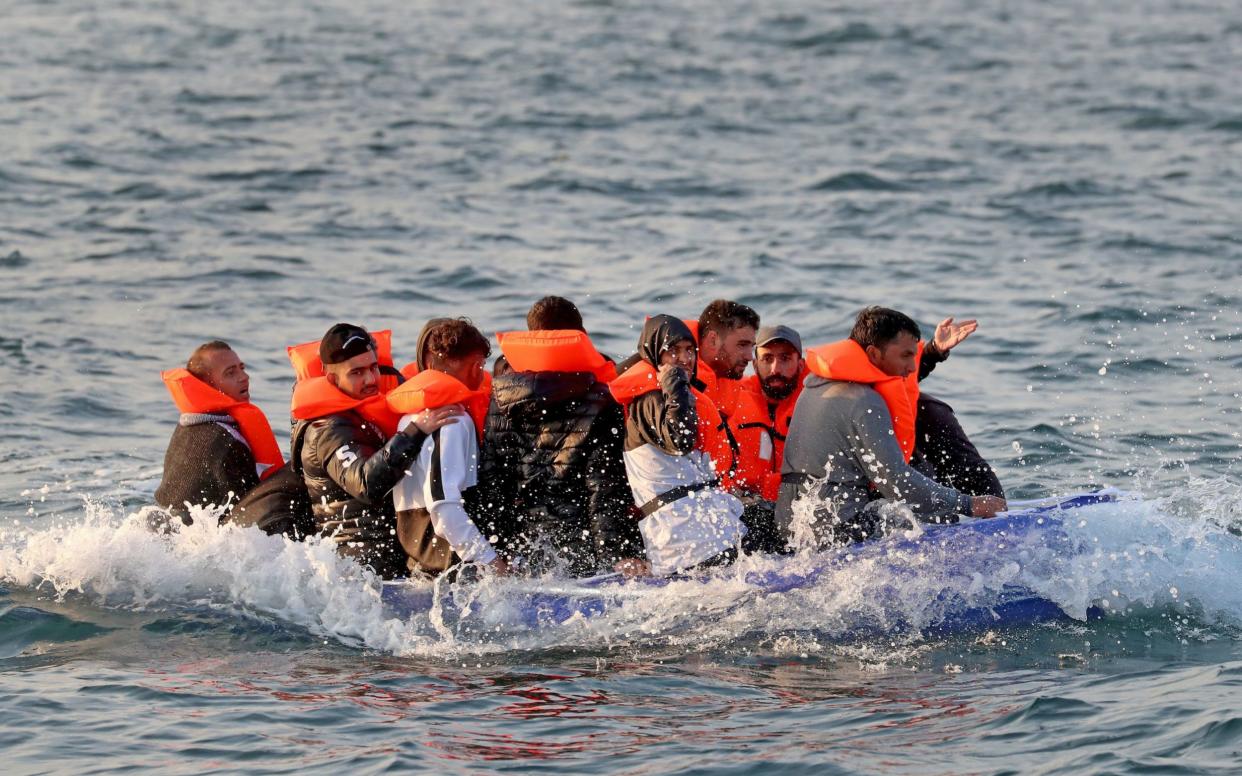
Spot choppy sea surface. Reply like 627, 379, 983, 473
2, 0, 1241, 772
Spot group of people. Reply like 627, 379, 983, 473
154, 297, 1008, 580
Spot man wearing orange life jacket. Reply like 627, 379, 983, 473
292, 323, 458, 579
610, 315, 747, 576
694, 299, 787, 553
388, 319, 508, 576
775, 307, 1007, 549
475, 296, 638, 576
740, 325, 810, 503
156, 341, 284, 523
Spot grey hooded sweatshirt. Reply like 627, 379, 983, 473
775, 375, 972, 549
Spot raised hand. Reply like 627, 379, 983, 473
933, 317, 979, 353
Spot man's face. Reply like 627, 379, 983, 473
442, 351, 489, 391
326, 350, 380, 399
659, 339, 697, 372
202, 348, 250, 402
704, 326, 756, 380
866, 332, 920, 378
755, 341, 803, 401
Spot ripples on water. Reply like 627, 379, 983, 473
1, 0, 1241, 772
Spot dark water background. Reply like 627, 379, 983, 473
2, 0, 1241, 772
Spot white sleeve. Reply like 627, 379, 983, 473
391, 414, 426, 513
423, 420, 496, 563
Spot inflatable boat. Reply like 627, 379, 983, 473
381, 491, 1117, 638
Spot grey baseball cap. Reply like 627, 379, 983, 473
756, 325, 803, 355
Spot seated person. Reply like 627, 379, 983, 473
388, 319, 506, 576
609, 315, 747, 576
776, 307, 1006, 549
695, 300, 785, 552
292, 323, 457, 578
156, 341, 284, 523
477, 297, 638, 576
741, 325, 810, 502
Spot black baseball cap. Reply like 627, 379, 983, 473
319, 323, 376, 365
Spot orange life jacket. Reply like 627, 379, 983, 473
161, 368, 284, 480
386, 369, 490, 442
804, 339, 923, 462
287, 329, 402, 393
289, 377, 403, 438
723, 387, 778, 497
496, 329, 618, 383
741, 369, 809, 500
608, 362, 733, 479
399, 361, 494, 397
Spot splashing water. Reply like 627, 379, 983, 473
2, 484, 1241, 659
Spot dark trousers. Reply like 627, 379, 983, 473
913, 393, 1005, 498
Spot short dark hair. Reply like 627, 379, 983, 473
698, 299, 760, 341
423, 318, 491, 366
527, 295, 585, 331
849, 307, 921, 349
186, 340, 232, 380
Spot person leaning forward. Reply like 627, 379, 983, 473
291, 323, 459, 579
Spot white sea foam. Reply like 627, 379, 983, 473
1, 483, 1240, 658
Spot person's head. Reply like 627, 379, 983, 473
320, 323, 380, 399
422, 318, 492, 390
754, 325, 805, 401
850, 306, 921, 378
527, 295, 585, 332
186, 340, 249, 402
639, 315, 697, 374
698, 299, 759, 379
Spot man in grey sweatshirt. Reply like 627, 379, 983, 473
775, 307, 1006, 549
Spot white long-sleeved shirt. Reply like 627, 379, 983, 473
391, 414, 496, 564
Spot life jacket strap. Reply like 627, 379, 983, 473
736, 420, 785, 442
637, 478, 720, 519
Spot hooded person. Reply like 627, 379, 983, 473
775, 307, 1006, 549
608, 315, 747, 576
474, 297, 639, 576
387, 318, 505, 576
155, 341, 284, 523
291, 323, 459, 579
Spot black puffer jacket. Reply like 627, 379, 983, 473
476, 370, 639, 575
294, 411, 428, 579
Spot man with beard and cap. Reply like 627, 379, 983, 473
608, 315, 747, 576
291, 323, 459, 578
740, 325, 810, 503
156, 341, 284, 523
776, 307, 1007, 550
474, 296, 639, 576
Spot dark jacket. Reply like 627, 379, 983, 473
623, 315, 700, 457
294, 411, 428, 579
476, 370, 638, 574
155, 415, 259, 523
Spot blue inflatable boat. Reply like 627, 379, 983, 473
381, 492, 1116, 638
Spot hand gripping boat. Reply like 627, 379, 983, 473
381, 492, 1117, 639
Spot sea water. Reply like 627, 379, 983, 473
2, 0, 1241, 772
